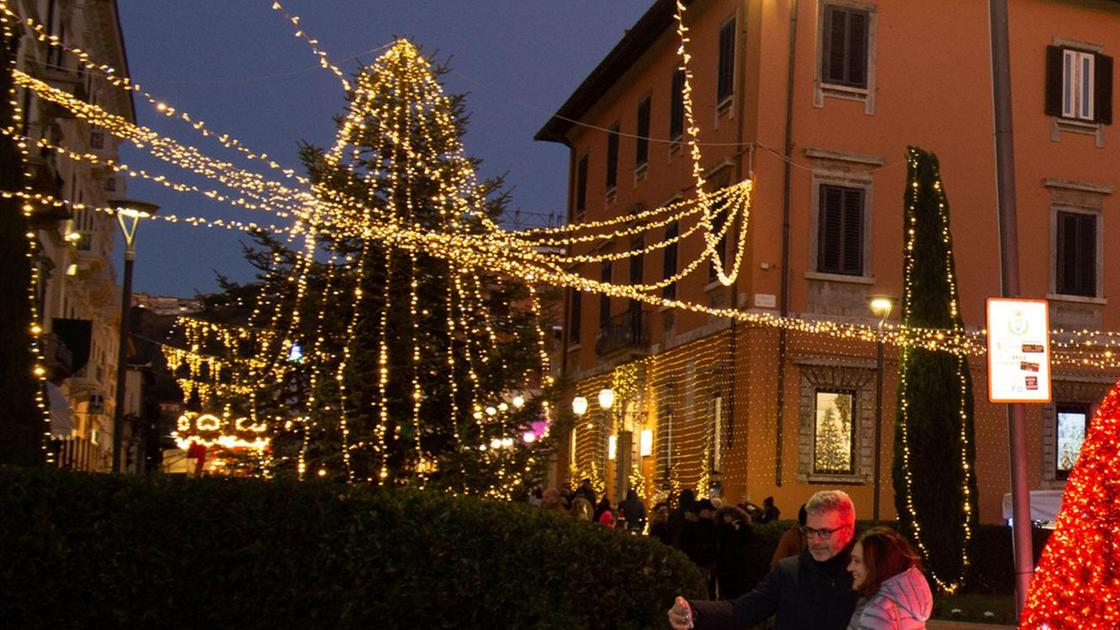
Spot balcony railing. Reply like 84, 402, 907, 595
595, 309, 648, 356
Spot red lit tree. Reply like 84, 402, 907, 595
1021, 379, 1120, 628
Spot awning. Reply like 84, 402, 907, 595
46, 383, 75, 438
1001, 490, 1064, 525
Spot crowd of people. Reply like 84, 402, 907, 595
529, 483, 932, 629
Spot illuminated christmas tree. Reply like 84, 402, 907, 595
893, 147, 979, 592
1021, 379, 1120, 627
173, 41, 556, 496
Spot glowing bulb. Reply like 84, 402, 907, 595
598, 388, 615, 410
572, 396, 588, 417
512, 395, 525, 408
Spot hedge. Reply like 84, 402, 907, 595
1, 468, 705, 629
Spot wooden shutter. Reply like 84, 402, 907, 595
825, 7, 847, 85
636, 97, 651, 166
663, 222, 678, 299
1045, 46, 1063, 117
717, 19, 736, 102
606, 124, 619, 188
818, 185, 864, 275
670, 70, 685, 139
842, 188, 864, 275
1096, 53, 1113, 125
847, 11, 868, 88
1057, 211, 1096, 297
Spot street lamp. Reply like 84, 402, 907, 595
869, 295, 894, 520
111, 200, 158, 473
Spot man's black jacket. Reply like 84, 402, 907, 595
688, 546, 858, 630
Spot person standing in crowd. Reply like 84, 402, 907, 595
680, 498, 719, 598
540, 488, 566, 512
771, 504, 808, 570
619, 488, 647, 534
574, 478, 596, 506
570, 496, 594, 521
649, 502, 671, 544
593, 496, 612, 523
759, 496, 781, 523
669, 488, 697, 548
668, 490, 859, 630
714, 505, 757, 600
846, 527, 931, 629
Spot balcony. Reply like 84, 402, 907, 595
595, 309, 649, 358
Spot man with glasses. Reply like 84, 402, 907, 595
668, 490, 858, 629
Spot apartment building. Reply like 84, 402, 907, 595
13, 0, 138, 471
536, 0, 1119, 522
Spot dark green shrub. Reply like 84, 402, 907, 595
0, 468, 705, 629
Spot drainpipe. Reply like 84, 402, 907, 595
773, 0, 798, 487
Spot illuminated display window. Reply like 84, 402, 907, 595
1056, 403, 1089, 480
813, 389, 855, 475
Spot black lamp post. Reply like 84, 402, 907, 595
111, 199, 158, 474
869, 295, 894, 521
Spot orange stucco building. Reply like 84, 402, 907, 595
536, 0, 1120, 523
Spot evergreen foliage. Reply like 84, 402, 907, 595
892, 147, 979, 589
0, 466, 705, 629
0, 32, 41, 466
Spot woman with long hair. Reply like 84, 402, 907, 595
846, 527, 932, 629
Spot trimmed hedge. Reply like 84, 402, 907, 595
1, 468, 705, 629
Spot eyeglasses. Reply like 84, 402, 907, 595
800, 525, 849, 540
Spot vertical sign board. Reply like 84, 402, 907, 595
987, 298, 1051, 403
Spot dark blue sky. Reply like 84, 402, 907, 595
116, 1, 649, 297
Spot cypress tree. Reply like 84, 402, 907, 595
0, 31, 42, 466
893, 146, 979, 591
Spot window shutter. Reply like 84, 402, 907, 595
1045, 46, 1063, 117
825, 8, 846, 84
842, 189, 864, 275
818, 186, 843, 272
663, 222, 678, 299
576, 155, 588, 213
1076, 213, 1096, 296
1095, 53, 1112, 125
606, 124, 619, 188
847, 12, 868, 88
670, 70, 685, 139
569, 289, 582, 341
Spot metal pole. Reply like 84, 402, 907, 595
988, 0, 1033, 617
111, 249, 134, 474
873, 332, 884, 521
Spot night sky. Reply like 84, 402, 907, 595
115, 1, 649, 297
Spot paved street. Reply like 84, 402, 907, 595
928, 620, 1016, 630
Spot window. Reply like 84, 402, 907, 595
636, 96, 651, 169
1055, 210, 1097, 297
606, 123, 619, 191
717, 18, 737, 104
629, 236, 644, 287
669, 69, 685, 141
575, 154, 588, 217
599, 261, 612, 329
663, 221, 679, 299
817, 184, 864, 276
822, 5, 869, 89
568, 288, 581, 345
813, 389, 855, 475
1046, 46, 1113, 124
1055, 403, 1089, 480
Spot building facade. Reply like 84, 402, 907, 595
12, 0, 138, 471
537, 0, 1120, 523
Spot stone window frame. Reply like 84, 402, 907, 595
813, 0, 878, 115
796, 356, 875, 484
804, 148, 884, 287
1045, 178, 1110, 306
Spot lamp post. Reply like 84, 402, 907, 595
869, 296, 894, 520
111, 200, 158, 474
